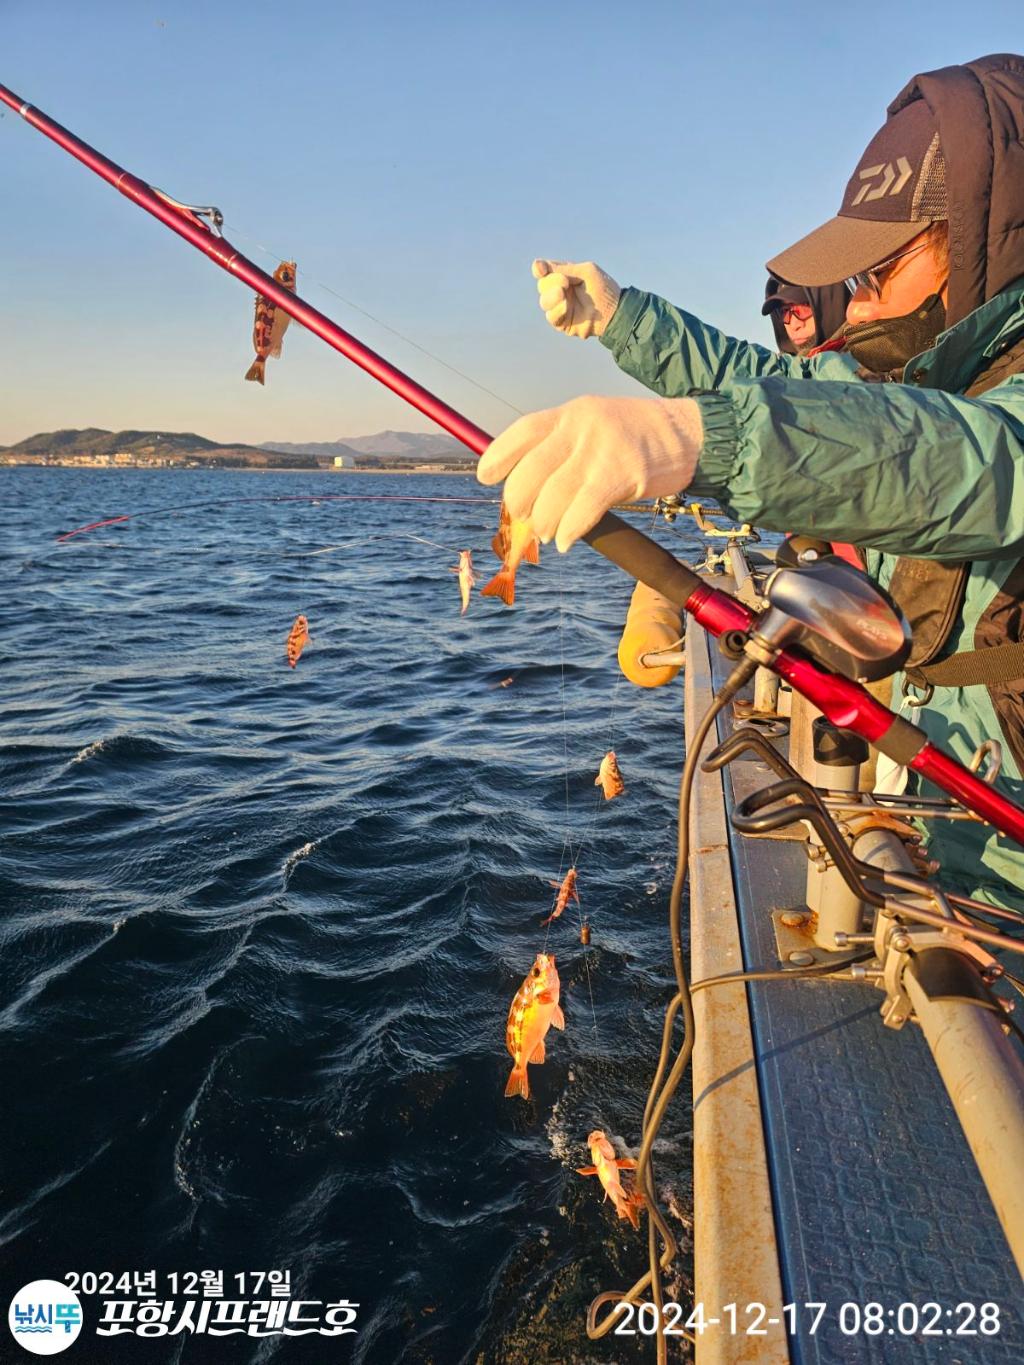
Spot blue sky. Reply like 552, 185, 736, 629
2, 1, 1020, 447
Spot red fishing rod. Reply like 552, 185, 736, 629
5, 79, 1024, 845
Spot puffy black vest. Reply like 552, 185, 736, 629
888, 335, 1024, 768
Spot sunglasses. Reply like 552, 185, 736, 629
778, 303, 814, 325
844, 239, 931, 299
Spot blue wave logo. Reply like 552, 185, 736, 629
7, 1281, 83, 1355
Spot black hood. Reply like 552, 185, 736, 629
763, 276, 849, 355
888, 54, 1024, 326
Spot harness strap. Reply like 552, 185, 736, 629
907, 639, 1024, 687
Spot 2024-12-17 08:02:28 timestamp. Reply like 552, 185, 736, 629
610, 1300, 1004, 1337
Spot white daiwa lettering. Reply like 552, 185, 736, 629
852, 156, 913, 205
8, 1281, 83, 1355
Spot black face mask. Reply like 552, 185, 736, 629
840, 292, 946, 376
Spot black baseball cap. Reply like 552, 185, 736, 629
767, 99, 947, 287
761, 279, 807, 315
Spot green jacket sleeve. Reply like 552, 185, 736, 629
690, 376, 1024, 562
601, 286, 859, 393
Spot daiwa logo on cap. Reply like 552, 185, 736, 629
852, 157, 913, 205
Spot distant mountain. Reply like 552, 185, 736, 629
0, 427, 478, 469
1, 428, 316, 468
259, 430, 474, 464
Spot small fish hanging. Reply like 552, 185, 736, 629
505, 953, 564, 1100
285, 614, 310, 668
541, 866, 579, 927
245, 260, 297, 384
577, 1130, 644, 1230
450, 549, 476, 614
481, 501, 540, 607
595, 750, 625, 800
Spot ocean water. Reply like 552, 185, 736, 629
0, 467, 703, 1363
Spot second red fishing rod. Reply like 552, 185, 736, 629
5, 78, 1024, 845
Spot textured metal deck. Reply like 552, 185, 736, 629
704, 635, 1024, 1365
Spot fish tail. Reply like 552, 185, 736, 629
504, 1064, 529, 1100
481, 568, 515, 606
245, 358, 266, 384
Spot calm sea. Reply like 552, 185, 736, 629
0, 467, 702, 1363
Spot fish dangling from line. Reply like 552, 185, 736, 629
577, 1129, 644, 1231
541, 867, 579, 927
450, 549, 476, 615
480, 501, 540, 607
595, 750, 625, 800
505, 953, 564, 1101
286, 614, 310, 668
245, 260, 297, 385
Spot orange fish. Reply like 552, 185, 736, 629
481, 502, 540, 607
505, 953, 564, 1100
450, 549, 476, 615
577, 1129, 644, 1230
595, 750, 625, 800
541, 867, 579, 927
245, 260, 297, 385
286, 614, 310, 668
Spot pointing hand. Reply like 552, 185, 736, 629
532, 259, 621, 339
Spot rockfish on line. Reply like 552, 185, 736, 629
595, 750, 625, 800
541, 866, 579, 927
505, 953, 564, 1100
481, 502, 540, 607
286, 614, 310, 668
450, 549, 476, 614
245, 260, 297, 385
577, 1129, 644, 1230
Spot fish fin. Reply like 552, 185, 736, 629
615, 1159, 638, 1169
594, 773, 602, 787
529, 1038, 546, 1064
571, 886, 581, 903
551, 1004, 565, 1030
576, 1166, 599, 1177
549, 880, 561, 889
480, 569, 515, 606
504, 1065, 529, 1100
539, 912, 556, 927
621, 1198, 642, 1231
245, 358, 266, 384
523, 539, 540, 566
491, 530, 507, 559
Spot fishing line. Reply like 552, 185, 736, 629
54, 491, 500, 542
231, 226, 525, 419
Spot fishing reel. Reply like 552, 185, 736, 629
718, 552, 911, 688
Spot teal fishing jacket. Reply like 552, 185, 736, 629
602, 281, 1024, 908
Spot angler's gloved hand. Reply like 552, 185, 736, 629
532, 259, 621, 339
477, 395, 704, 552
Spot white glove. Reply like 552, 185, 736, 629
477, 395, 704, 552
533, 259, 621, 339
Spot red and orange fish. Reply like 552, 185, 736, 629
595, 750, 625, 800
286, 614, 310, 668
481, 501, 540, 607
577, 1129, 645, 1230
541, 866, 579, 927
245, 260, 297, 385
505, 953, 564, 1100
